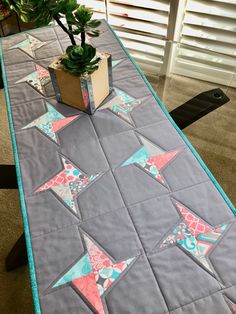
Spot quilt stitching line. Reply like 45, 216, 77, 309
32, 153, 103, 193
30, 222, 81, 240
106, 21, 236, 217
112, 130, 181, 170
52, 25, 66, 55
152, 199, 234, 283
88, 115, 171, 314
15, 63, 51, 96
95, 120, 170, 146
99, 87, 142, 126
168, 286, 236, 313
116, 130, 183, 191
33, 153, 106, 219
2, 22, 236, 314
20, 101, 80, 145
8, 33, 50, 59
45, 230, 138, 314
146, 254, 172, 313
207, 221, 236, 286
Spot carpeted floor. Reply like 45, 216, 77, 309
0, 74, 235, 313
0, 89, 34, 313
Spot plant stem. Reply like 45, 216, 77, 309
54, 15, 76, 46
81, 31, 85, 46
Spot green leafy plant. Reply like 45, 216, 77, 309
62, 44, 100, 76
5, 0, 101, 76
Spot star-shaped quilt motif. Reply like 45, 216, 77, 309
15, 64, 51, 95
100, 87, 141, 125
160, 200, 229, 275
35, 157, 100, 216
22, 102, 79, 144
9, 34, 48, 58
122, 134, 180, 187
50, 233, 135, 314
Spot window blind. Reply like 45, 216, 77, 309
172, 0, 236, 87
79, 0, 171, 78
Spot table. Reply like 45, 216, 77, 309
1, 21, 236, 314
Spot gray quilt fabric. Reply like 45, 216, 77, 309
1, 21, 236, 314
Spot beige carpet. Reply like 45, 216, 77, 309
0, 74, 235, 313
0, 90, 34, 314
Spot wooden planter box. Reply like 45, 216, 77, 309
48, 53, 112, 114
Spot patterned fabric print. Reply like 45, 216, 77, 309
137, 150, 179, 184
35, 157, 100, 215
160, 202, 229, 274
84, 235, 113, 272
100, 87, 140, 125
196, 226, 227, 256
136, 158, 165, 184
15, 64, 51, 95
29, 35, 47, 52
147, 150, 180, 171
111, 100, 141, 124
51, 116, 79, 133
114, 88, 135, 103
52, 182, 77, 213
176, 223, 200, 257
80, 80, 89, 108
37, 122, 57, 141
122, 147, 150, 166
95, 258, 134, 296
53, 253, 92, 288
52, 234, 135, 314
176, 202, 212, 237
36, 64, 50, 82
72, 273, 105, 314
22, 103, 79, 143
122, 143, 179, 186
36, 170, 68, 192
161, 222, 192, 249
69, 174, 98, 196
9, 34, 47, 58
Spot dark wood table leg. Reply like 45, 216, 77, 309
0, 165, 18, 189
5, 232, 28, 271
0, 64, 3, 89
169, 88, 229, 129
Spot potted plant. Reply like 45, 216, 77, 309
7, 0, 112, 114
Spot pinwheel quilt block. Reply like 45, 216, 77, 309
51, 233, 135, 314
35, 157, 100, 216
22, 102, 79, 144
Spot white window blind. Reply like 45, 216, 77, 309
172, 0, 236, 87
79, 0, 172, 78
78, 0, 236, 87
78, 0, 107, 19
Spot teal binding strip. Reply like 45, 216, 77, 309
0, 41, 41, 314
106, 21, 236, 216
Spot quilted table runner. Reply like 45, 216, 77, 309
1, 21, 236, 314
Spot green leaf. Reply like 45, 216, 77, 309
61, 43, 100, 76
